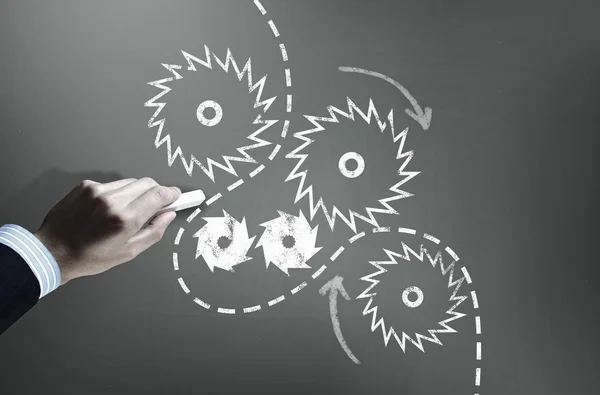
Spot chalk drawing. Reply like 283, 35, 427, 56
256, 210, 322, 275
174, 220, 483, 392
401, 285, 424, 308
338, 66, 432, 130
196, 100, 223, 127
338, 151, 365, 179
319, 276, 361, 364
193, 210, 255, 272
285, 97, 420, 233
145, 45, 282, 182
356, 240, 468, 353
148, 5, 482, 389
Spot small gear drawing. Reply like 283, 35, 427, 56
145, 45, 280, 182
256, 210, 322, 275
356, 241, 468, 353
193, 210, 256, 272
285, 97, 420, 233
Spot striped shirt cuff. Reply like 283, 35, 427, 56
0, 224, 61, 298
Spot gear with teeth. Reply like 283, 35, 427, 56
256, 210, 322, 275
193, 210, 256, 272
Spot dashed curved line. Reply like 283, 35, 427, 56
253, 1, 292, 114
268, 144, 281, 160
461, 267, 472, 284
399, 227, 416, 235
178, 277, 190, 294
268, 295, 286, 306
244, 305, 262, 313
279, 43, 289, 62
267, 20, 280, 37
194, 298, 211, 310
471, 291, 479, 309
421, 231, 483, 392
173, 252, 179, 271
186, 208, 202, 223
174, 227, 185, 245
227, 179, 244, 191
423, 233, 440, 244
173, 223, 483, 390
281, 120, 290, 138
349, 232, 366, 243
253, 0, 267, 15
205, 192, 222, 206
291, 281, 307, 294
445, 246, 460, 261
373, 226, 390, 233
330, 246, 345, 261
311, 264, 327, 279
250, 164, 266, 178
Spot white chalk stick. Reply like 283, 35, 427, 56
155, 189, 206, 216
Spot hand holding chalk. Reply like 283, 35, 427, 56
33, 177, 187, 285
155, 189, 206, 216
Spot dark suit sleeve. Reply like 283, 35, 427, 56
0, 243, 40, 335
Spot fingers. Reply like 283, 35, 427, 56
127, 185, 181, 224
126, 211, 177, 257
95, 178, 136, 194
106, 177, 162, 203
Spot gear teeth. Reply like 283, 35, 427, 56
256, 210, 322, 275
358, 243, 468, 352
145, 46, 278, 182
285, 98, 418, 232
193, 211, 255, 272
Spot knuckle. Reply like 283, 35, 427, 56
95, 196, 130, 227
110, 212, 132, 230
95, 194, 113, 211
152, 228, 166, 243
151, 185, 172, 202
140, 177, 158, 188
78, 180, 99, 197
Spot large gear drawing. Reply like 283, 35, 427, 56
284, 97, 420, 233
256, 210, 322, 275
356, 241, 468, 353
193, 210, 255, 272
145, 45, 280, 182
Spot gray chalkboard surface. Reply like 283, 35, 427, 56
0, 1, 598, 394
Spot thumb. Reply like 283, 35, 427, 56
127, 211, 177, 257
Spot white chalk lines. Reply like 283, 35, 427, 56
254, 0, 293, 113
173, 201, 483, 391
144, 0, 292, 184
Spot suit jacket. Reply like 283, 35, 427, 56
0, 243, 40, 335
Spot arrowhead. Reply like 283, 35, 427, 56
405, 106, 432, 130
319, 275, 350, 300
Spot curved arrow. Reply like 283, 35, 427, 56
338, 66, 432, 130
319, 276, 361, 364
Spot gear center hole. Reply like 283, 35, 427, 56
202, 106, 217, 120
345, 158, 358, 171
217, 235, 232, 249
407, 292, 419, 302
282, 235, 296, 249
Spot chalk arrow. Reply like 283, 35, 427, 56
338, 66, 432, 130
319, 276, 361, 364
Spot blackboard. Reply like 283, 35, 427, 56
1, 1, 599, 394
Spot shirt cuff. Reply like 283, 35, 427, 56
0, 224, 61, 299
